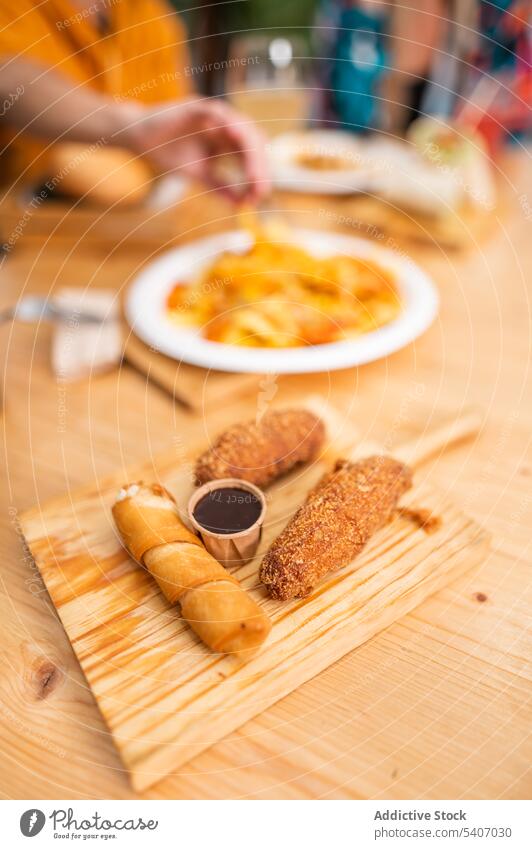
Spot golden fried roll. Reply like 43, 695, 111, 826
195, 409, 325, 488
112, 482, 271, 654
260, 456, 412, 600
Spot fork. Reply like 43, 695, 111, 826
0, 296, 110, 325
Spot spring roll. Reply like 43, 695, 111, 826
112, 482, 271, 654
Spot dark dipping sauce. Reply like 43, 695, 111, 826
193, 487, 262, 535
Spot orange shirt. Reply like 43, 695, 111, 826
0, 0, 192, 186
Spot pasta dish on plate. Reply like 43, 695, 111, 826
166, 226, 401, 348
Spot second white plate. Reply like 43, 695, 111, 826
268, 131, 374, 195
125, 228, 439, 374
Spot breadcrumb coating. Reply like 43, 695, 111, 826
260, 456, 412, 600
195, 409, 325, 488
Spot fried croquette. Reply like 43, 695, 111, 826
260, 455, 412, 600
195, 409, 325, 488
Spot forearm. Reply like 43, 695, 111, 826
0, 58, 268, 200
0, 58, 140, 145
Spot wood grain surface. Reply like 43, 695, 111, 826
0, 153, 530, 799
19, 413, 489, 790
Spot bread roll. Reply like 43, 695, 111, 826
48, 143, 151, 206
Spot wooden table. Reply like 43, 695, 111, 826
1, 152, 530, 800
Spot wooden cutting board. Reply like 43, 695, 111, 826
19, 405, 489, 791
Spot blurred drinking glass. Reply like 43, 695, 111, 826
225, 35, 311, 137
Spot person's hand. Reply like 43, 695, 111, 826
120, 97, 270, 202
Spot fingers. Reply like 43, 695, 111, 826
133, 98, 271, 202
193, 100, 271, 202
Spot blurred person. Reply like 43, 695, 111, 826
0, 0, 269, 204
314, 0, 530, 143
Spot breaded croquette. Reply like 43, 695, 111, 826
195, 409, 325, 488
260, 455, 412, 600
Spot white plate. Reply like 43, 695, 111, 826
269, 131, 374, 195
125, 228, 439, 374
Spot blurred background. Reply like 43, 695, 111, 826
1, 0, 529, 247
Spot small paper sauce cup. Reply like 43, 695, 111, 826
187, 478, 267, 569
